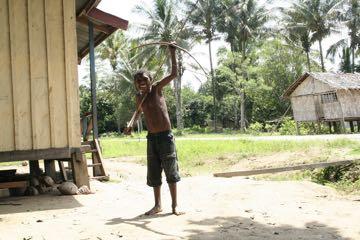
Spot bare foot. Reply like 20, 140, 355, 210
145, 205, 162, 215
172, 207, 185, 216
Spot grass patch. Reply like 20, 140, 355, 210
0, 161, 22, 167
100, 137, 360, 177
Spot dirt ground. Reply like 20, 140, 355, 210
1, 157, 360, 240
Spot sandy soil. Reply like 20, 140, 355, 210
1, 158, 360, 240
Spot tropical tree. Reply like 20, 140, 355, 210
217, 0, 268, 131
290, 0, 342, 72
281, 7, 313, 71
136, 0, 194, 130
327, 0, 360, 72
185, 0, 221, 131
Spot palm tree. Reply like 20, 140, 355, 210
281, 7, 313, 71
291, 0, 342, 72
136, 0, 193, 130
217, 0, 268, 131
327, 0, 360, 72
185, 0, 221, 131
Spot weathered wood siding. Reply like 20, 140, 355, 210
0, 0, 80, 152
322, 101, 343, 120
290, 76, 350, 121
291, 95, 317, 121
338, 90, 360, 119
291, 76, 333, 97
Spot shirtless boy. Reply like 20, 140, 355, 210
125, 43, 183, 216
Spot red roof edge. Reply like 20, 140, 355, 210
88, 8, 128, 31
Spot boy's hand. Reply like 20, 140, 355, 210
123, 127, 132, 135
169, 41, 177, 51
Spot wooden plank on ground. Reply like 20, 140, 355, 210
9, 0, 32, 150
45, 0, 68, 148
28, 0, 51, 149
0, 0, 15, 151
213, 159, 359, 178
0, 181, 27, 189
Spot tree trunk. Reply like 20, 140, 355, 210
240, 91, 246, 132
234, 99, 238, 129
318, 40, 325, 72
240, 42, 246, 132
352, 47, 355, 73
306, 51, 311, 72
208, 39, 216, 132
174, 54, 184, 131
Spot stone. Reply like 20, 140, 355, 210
58, 182, 78, 195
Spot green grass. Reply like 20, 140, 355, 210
100, 137, 360, 176
0, 161, 22, 167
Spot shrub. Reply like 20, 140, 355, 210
279, 117, 297, 135
247, 122, 264, 135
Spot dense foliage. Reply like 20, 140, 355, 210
80, 0, 360, 135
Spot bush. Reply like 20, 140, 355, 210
279, 117, 297, 135
247, 122, 264, 135
311, 162, 360, 185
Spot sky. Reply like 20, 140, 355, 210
79, 0, 348, 90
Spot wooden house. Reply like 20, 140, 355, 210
283, 72, 360, 133
0, 0, 128, 188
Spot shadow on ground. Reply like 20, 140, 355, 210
107, 215, 351, 240
0, 194, 82, 214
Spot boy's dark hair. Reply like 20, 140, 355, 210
133, 69, 152, 81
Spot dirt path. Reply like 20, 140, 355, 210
1, 158, 360, 240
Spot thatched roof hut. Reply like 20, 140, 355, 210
283, 72, 360, 132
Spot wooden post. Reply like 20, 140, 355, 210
71, 153, 89, 187
89, 21, 98, 140
333, 122, 339, 134
340, 120, 346, 134
328, 122, 332, 134
44, 160, 56, 180
357, 121, 360, 132
29, 161, 41, 176
295, 121, 300, 135
350, 121, 355, 133
316, 121, 321, 134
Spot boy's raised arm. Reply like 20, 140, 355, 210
157, 43, 177, 90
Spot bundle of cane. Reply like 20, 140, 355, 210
126, 93, 147, 129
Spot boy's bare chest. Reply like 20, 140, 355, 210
142, 91, 166, 112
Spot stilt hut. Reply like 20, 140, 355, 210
0, 0, 128, 189
283, 72, 360, 133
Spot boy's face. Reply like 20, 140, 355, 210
135, 74, 151, 94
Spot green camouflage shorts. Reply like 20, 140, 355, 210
146, 131, 180, 187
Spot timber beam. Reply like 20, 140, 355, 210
214, 159, 359, 178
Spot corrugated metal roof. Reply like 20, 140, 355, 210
283, 72, 360, 98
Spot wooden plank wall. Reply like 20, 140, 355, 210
338, 90, 360, 118
0, 0, 80, 152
